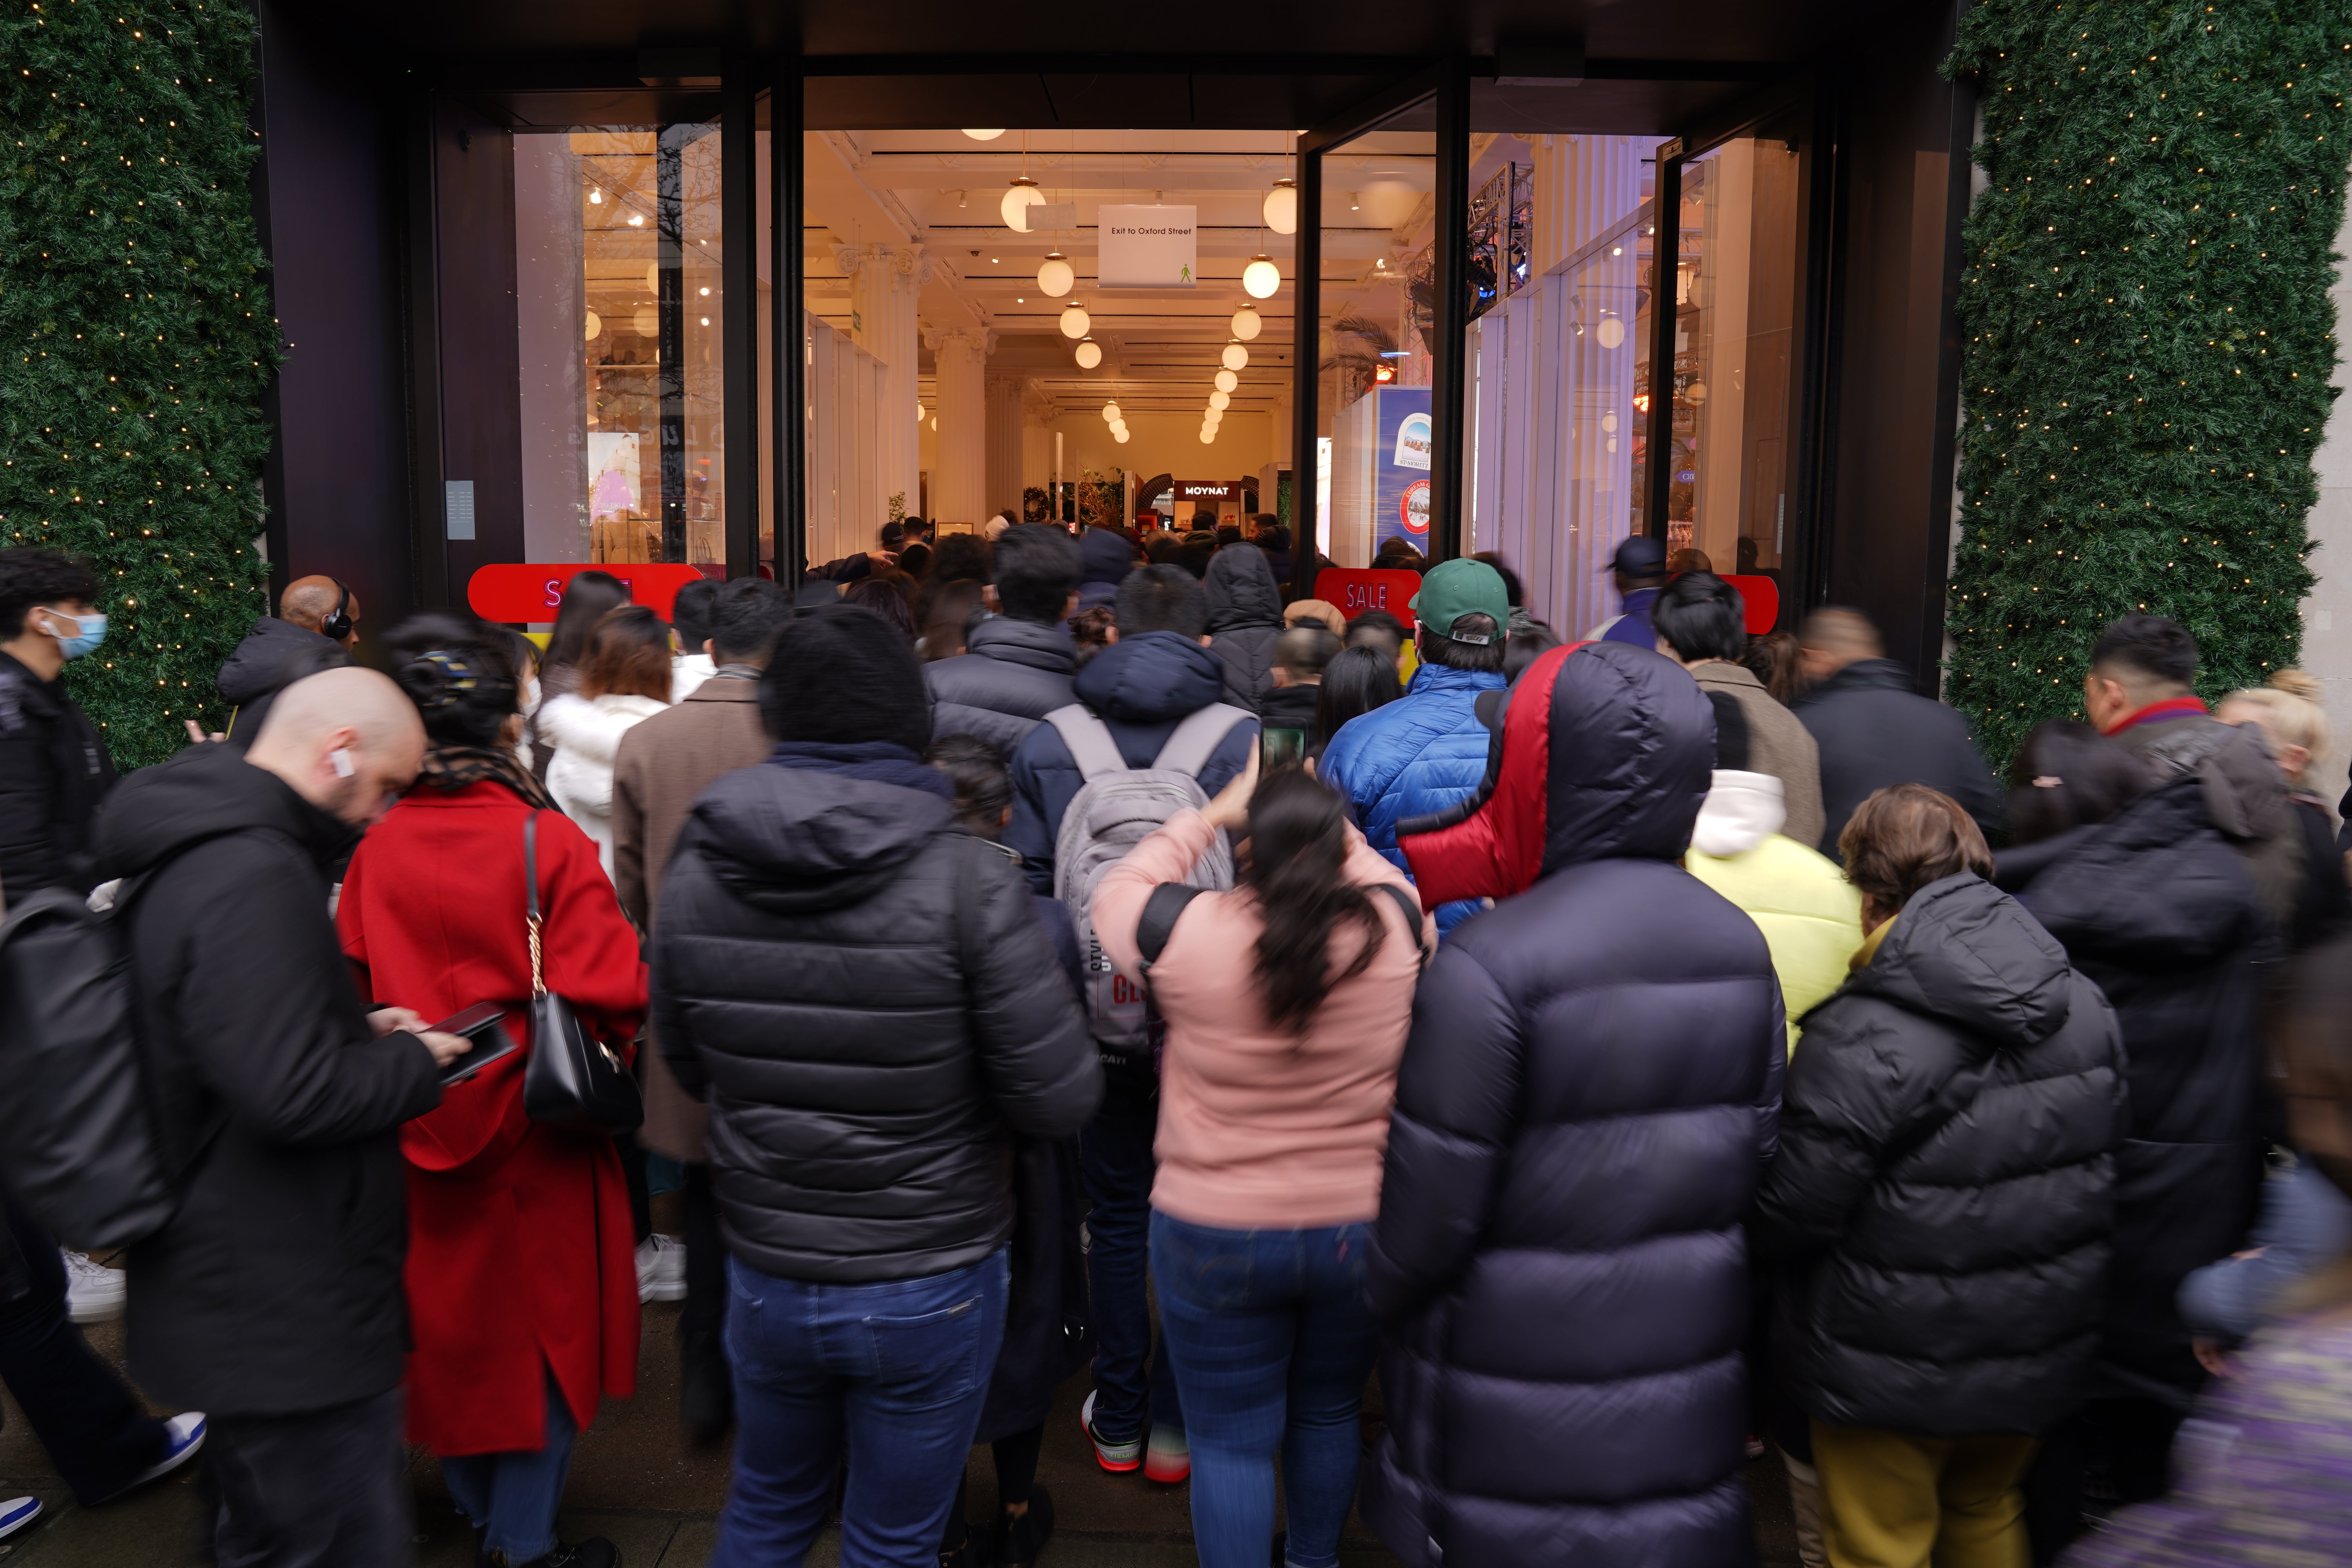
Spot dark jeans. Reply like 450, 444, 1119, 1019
1079, 1073, 1183, 1442
0, 1199, 171, 1505
209, 1388, 409, 1568
1150, 1213, 1381, 1568
715, 1250, 1010, 1568
441, 1373, 579, 1563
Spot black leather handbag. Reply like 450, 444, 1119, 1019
519, 811, 644, 1133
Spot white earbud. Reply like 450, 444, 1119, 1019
330, 748, 356, 779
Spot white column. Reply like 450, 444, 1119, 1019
837, 242, 930, 529
985, 372, 1027, 523
930, 327, 991, 527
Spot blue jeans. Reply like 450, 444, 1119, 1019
441, 1373, 579, 1563
714, 1250, 1009, 1568
1080, 1076, 1184, 1441
1150, 1213, 1381, 1568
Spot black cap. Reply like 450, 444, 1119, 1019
1608, 535, 1668, 578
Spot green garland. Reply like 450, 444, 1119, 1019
1945, 0, 2352, 766
2, 0, 276, 768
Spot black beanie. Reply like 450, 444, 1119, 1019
759, 605, 931, 752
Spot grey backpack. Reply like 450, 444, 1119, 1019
1046, 701, 1252, 1058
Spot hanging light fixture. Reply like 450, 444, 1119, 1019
963, 128, 1006, 141
1262, 177, 1298, 235
1214, 368, 1239, 394
1220, 342, 1249, 371
1114, 426, 1131, 443
1110, 419, 1129, 438
915, 403, 927, 425
1199, 428, 1217, 444
1102, 401, 1122, 422
1209, 390, 1231, 411
1002, 176, 1045, 232
1058, 301, 1091, 339
1241, 254, 1281, 299
1230, 304, 1262, 341
1073, 337, 1103, 369
584, 310, 603, 341
1038, 250, 1075, 297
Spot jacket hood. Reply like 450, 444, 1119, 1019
216, 616, 347, 706
687, 754, 954, 915
1691, 769, 1787, 858
1203, 544, 1284, 633
1397, 641, 1713, 905
1848, 873, 2073, 1047
2005, 776, 2262, 964
1071, 630, 1226, 724
966, 616, 1076, 675
2114, 715, 2289, 844
1079, 526, 1135, 586
94, 738, 355, 879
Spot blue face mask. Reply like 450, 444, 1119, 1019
44, 609, 107, 661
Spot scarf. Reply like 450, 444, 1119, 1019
2102, 694, 2208, 737
766, 740, 956, 800
417, 744, 558, 811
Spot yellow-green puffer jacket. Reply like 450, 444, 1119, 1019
1684, 769, 1862, 1051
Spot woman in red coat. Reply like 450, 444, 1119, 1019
338, 613, 647, 1568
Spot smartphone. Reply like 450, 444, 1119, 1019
1262, 727, 1307, 771
429, 1002, 518, 1086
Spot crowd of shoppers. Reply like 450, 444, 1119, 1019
8, 520, 2352, 1568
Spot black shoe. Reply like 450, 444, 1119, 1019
994, 1485, 1055, 1566
679, 1328, 734, 1446
1270, 1530, 1286, 1567
483, 1539, 622, 1568
938, 1529, 988, 1568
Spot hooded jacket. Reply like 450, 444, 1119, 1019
0, 649, 116, 900
215, 615, 350, 744
1793, 657, 2003, 857
1753, 873, 2126, 1436
1683, 769, 1864, 1051
2106, 706, 2298, 937
1365, 642, 1785, 1568
650, 745, 1100, 1283
1005, 631, 1259, 894
1075, 527, 1136, 613
94, 742, 443, 1417
1202, 544, 1287, 713
1996, 776, 2267, 1405
922, 617, 1078, 759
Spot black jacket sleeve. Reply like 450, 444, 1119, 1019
955, 838, 1101, 1138
0, 712, 63, 899
1750, 1000, 1923, 1263
649, 847, 711, 1100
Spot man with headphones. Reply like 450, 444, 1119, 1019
215, 575, 359, 745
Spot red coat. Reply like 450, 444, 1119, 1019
337, 780, 647, 1456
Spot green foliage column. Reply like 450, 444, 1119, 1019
2, 0, 278, 768
1946, 0, 2352, 765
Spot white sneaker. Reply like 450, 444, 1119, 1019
92, 1412, 206, 1504
62, 1250, 125, 1324
0, 1496, 40, 1540
636, 1234, 687, 1303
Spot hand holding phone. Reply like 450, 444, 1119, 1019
426, 1003, 518, 1086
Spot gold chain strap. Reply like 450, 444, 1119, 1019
527, 914, 545, 996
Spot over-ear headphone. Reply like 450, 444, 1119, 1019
320, 581, 354, 642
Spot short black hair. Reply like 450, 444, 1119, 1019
1114, 564, 1209, 639
670, 578, 720, 655
928, 533, 991, 586
0, 547, 99, 639
1651, 571, 1748, 664
1469, 552, 1524, 608
383, 610, 521, 748
992, 524, 1083, 624
1504, 619, 1562, 682
1420, 612, 1504, 673
708, 577, 792, 661
2090, 613, 2198, 689
1345, 609, 1406, 660
1254, 523, 1291, 553
1215, 524, 1243, 548
1275, 624, 1340, 679
924, 734, 1012, 839
759, 606, 930, 751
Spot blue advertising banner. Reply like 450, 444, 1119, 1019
1374, 387, 1433, 555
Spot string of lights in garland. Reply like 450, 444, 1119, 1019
2, 0, 277, 767
1944, 2, 2352, 766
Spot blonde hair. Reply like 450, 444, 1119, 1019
2220, 670, 2330, 789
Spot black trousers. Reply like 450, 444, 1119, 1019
680, 1161, 726, 1341
209, 1388, 408, 1568
0, 1199, 171, 1505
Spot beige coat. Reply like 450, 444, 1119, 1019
1689, 661, 1825, 853
611, 673, 773, 1160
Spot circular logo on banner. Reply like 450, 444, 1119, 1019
1400, 480, 1431, 535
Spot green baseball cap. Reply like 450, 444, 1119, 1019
1409, 558, 1512, 644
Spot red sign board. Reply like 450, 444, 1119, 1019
466, 563, 714, 624
1312, 567, 1425, 629
1720, 573, 1781, 635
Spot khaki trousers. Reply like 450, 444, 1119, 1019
1811, 1421, 2037, 1568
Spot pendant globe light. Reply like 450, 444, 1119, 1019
1209, 390, 1231, 411
1262, 178, 1299, 236
963, 128, 1006, 141
1058, 301, 1091, 339
1230, 303, 1262, 341
1002, 176, 1045, 232
1073, 337, 1103, 369
1113, 426, 1131, 444
1102, 401, 1122, 422
1199, 428, 1217, 444
1214, 368, 1240, 394
1241, 254, 1281, 299
1220, 342, 1249, 371
1038, 250, 1075, 297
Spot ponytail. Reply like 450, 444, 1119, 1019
1240, 768, 1388, 1034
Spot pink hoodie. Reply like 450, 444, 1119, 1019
1093, 808, 1430, 1230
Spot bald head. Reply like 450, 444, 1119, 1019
1798, 606, 1883, 682
280, 575, 359, 647
245, 667, 424, 828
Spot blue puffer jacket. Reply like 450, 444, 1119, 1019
1319, 662, 1507, 936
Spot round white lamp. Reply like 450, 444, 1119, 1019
1221, 342, 1249, 371
1002, 177, 1045, 232
1207, 390, 1230, 411
1073, 338, 1103, 369
963, 129, 1006, 141
914, 403, 926, 425
1038, 251, 1075, 297
1214, 368, 1239, 394
1596, 317, 1626, 350
1110, 419, 1129, 438
1199, 428, 1216, 444
1230, 304, 1262, 341
1262, 178, 1298, 236
584, 310, 603, 341
1102, 401, 1122, 422
632, 306, 659, 335
1241, 255, 1281, 299
1114, 427, 1131, 443
1058, 301, 1091, 340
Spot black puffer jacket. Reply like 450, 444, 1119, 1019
214, 615, 349, 744
1793, 658, 2003, 857
0, 650, 116, 899
650, 745, 1100, 1283
1203, 544, 1285, 713
1754, 872, 2126, 1436
923, 617, 1078, 759
1997, 777, 2267, 1406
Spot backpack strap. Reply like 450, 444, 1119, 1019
1044, 704, 1129, 783
1375, 881, 1434, 973
1137, 882, 1208, 973
1152, 702, 1253, 778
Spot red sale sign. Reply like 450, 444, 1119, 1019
1719, 573, 1781, 635
1311, 567, 1425, 629
466, 563, 715, 623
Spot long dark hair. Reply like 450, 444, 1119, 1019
545, 571, 632, 672
1240, 768, 1388, 1034
2007, 720, 2152, 845
1313, 644, 1404, 751
383, 611, 521, 748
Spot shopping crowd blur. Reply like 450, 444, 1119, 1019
0, 517, 2348, 1568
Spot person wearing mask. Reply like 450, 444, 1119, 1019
1793, 606, 2003, 857
339, 615, 647, 1568
649, 606, 1099, 1568
1653, 571, 1826, 850
2215, 670, 2345, 949
215, 573, 359, 743
611, 576, 792, 1445
1005, 564, 1258, 1485
924, 524, 1084, 758
668, 578, 720, 702
1094, 754, 1428, 1568
1261, 625, 1339, 743
1992, 719, 2266, 1551
1367, 640, 1784, 1567
1310, 645, 1403, 759
526, 572, 632, 781
541, 605, 673, 874
93, 668, 475, 1566
1202, 542, 1287, 713
1076, 525, 1137, 613
1755, 784, 2125, 1568
1584, 534, 1669, 647
1321, 558, 1514, 939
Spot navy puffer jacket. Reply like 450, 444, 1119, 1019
1367, 641, 1785, 1568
